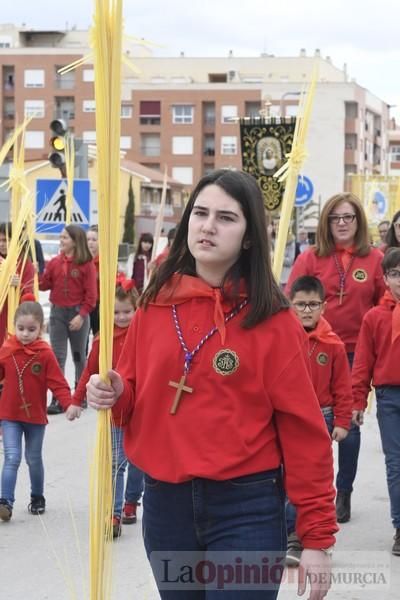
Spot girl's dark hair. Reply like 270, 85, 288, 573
385, 211, 400, 249
64, 225, 92, 264
289, 275, 326, 301
14, 301, 44, 328
141, 169, 289, 328
382, 247, 400, 273
0, 222, 12, 238
136, 233, 153, 259
115, 283, 139, 308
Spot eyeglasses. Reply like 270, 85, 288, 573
328, 214, 357, 225
385, 269, 400, 280
292, 301, 323, 312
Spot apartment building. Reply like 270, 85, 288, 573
0, 23, 390, 208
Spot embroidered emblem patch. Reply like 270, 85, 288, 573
71, 269, 80, 278
213, 349, 239, 376
352, 268, 367, 282
316, 352, 329, 366
31, 363, 42, 374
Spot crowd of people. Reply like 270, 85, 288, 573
0, 170, 400, 599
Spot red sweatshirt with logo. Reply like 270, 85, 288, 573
286, 247, 385, 352
0, 336, 71, 424
352, 291, 400, 410
111, 274, 337, 549
306, 316, 353, 429
39, 254, 97, 317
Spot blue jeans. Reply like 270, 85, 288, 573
1, 420, 46, 506
286, 411, 334, 535
143, 468, 286, 599
336, 351, 360, 493
376, 386, 400, 528
112, 426, 143, 517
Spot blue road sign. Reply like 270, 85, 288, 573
295, 175, 314, 207
36, 179, 90, 233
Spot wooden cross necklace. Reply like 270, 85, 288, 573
169, 299, 248, 414
12, 352, 39, 417
333, 253, 355, 305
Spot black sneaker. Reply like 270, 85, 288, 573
28, 495, 46, 515
47, 400, 63, 415
286, 532, 303, 567
0, 498, 12, 521
392, 529, 400, 556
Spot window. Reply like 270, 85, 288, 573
120, 136, 132, 149
221, 136, 237, 155
221, 105, 238, 123
390, 145, 400, 162
208, 73, 227, 83
141, 133, 160, 156
24, 69, 44, 88
172, 167, 193, 185
0, 36, 12, 48
172, 105, 193, 124
25, 131, 45, 149
83, 100, 96, 112
140, 101, 161, 125
83, 130, 96, 144
83, 69, 95, 82
24, 100, 45, 118
121, 105, 132, 118
172, 136, 193, 155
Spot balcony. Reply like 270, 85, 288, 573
55, 109, 75, 120
55, 78, 75, 90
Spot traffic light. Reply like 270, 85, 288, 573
49, 119, 67, 174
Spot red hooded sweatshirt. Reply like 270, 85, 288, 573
0, 335, 71, 424
306, 316, 353, 429
352, 290, 400, 410
286, 247, 385, 352
111, 274, 337, 549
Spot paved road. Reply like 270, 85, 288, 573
1, 351, 399, 599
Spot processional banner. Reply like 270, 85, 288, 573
240, 118, 296, 211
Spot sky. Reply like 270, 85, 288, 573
2, 0, 400, 116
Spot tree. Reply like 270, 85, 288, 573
122, 176, 135, 244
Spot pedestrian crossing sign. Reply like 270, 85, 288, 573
36, 179, 90, 233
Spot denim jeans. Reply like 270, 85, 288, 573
336, 352, 360, 493
376, 386, 400, 528
143, 468, 286, 599
111, 426, 143, 517
286, 411, 334, 535
1, 420, 46, 506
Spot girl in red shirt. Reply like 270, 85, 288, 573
87, 170, 337, 600
73, 278, 143, 538
0, 301, 80, 522
39, 225, 96, 414
286, 192, 385, 524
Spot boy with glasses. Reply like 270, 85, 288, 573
286, 275, 353, 566
352, 247, 400, 556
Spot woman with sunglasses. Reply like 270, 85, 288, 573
287, 193, 386, 524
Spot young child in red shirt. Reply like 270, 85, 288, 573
73, 277, 143, 538
352, 247, 400, 556
0, 301, 80, 522
286, 275, 353, 566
